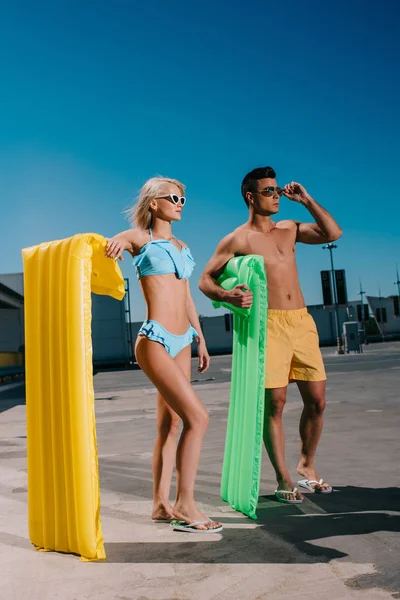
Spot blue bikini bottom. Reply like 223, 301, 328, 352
137, 320, 198, 358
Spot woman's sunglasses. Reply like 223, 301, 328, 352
155, 194, 187, 207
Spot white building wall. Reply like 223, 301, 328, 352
199, 315, 233, 354
1, 267, 399, 361
307, 304, 353, 345
366, 295, 400, 335
307, 306, 336, 344
131, 304, 370, 354
130, 307, 342, 356
0, 273, 131, 364
91, 294, 130, 363
0, 273, 24, 296
0, 308, 24, 351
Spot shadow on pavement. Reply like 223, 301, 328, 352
104, 486, 400, 567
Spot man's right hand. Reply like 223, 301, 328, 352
225, 284, 253, 308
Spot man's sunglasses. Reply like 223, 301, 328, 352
256, 186, 283, 197
155, 194, 187, 206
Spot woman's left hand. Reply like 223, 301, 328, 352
197, 338, 210, 373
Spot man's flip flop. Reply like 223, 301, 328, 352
298, 478, 333, 494
170, 519, 223, 534
274, 488, 303, 504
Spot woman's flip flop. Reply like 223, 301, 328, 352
274, 487, 303, 504
170, 519, 223, 534
152, 518, 174, 523
298, 478, 333, 494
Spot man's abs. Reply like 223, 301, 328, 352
265, 261, 305, 309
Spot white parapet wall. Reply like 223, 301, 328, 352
366, 295, 400, 335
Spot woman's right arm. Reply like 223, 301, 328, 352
105, 229, 142, 261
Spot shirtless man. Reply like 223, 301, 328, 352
199, 166, 342, 503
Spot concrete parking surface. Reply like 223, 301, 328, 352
1, 342, 399, 599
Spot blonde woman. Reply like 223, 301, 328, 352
106, 177, 222, 534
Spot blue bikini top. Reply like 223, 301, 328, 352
132, 229, 196, 280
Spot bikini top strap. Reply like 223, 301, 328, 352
149, 228, 153, 241
173, 235, 184, 249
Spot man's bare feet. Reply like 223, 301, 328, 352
297, 464, 331, 492
276, 477, 303, 502
152, 501, 174, 521
172, 503, 222, 531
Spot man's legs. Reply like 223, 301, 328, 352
296, 380, 331, 491
263, 387, 303, 501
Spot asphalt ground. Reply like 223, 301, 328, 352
90, 341, 400, 394
0, 341, 399, 599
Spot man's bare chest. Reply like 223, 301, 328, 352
241, 229, 296, 264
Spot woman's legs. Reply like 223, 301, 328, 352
152, 393, 180, 520
172, 345, 207, 518
151, 345, 191, 519
135, 337, 220, 530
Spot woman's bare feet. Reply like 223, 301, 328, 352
276, 477, 303, 501
297, 464, 331, 492
172, 502, 222, 531
152, 501, 175, 521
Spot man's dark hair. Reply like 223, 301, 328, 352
241, 166, 276, 206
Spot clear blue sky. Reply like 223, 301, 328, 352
1, 0, 399, 320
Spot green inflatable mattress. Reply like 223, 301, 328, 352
212, 255, 268, 519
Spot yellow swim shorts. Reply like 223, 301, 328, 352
265, 307, 326, 388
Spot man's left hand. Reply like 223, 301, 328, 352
282, 182, 311, 204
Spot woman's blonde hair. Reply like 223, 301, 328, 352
126, 176, 185, 230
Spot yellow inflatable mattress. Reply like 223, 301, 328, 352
22, 233, 125, 560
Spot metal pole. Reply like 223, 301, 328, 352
323, 243, 343, 354
124, 278, 134, 366
358, 278, 366, 351
378, 287, 385, 342
395, 264, 400, 299
328, 246, 337, 304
